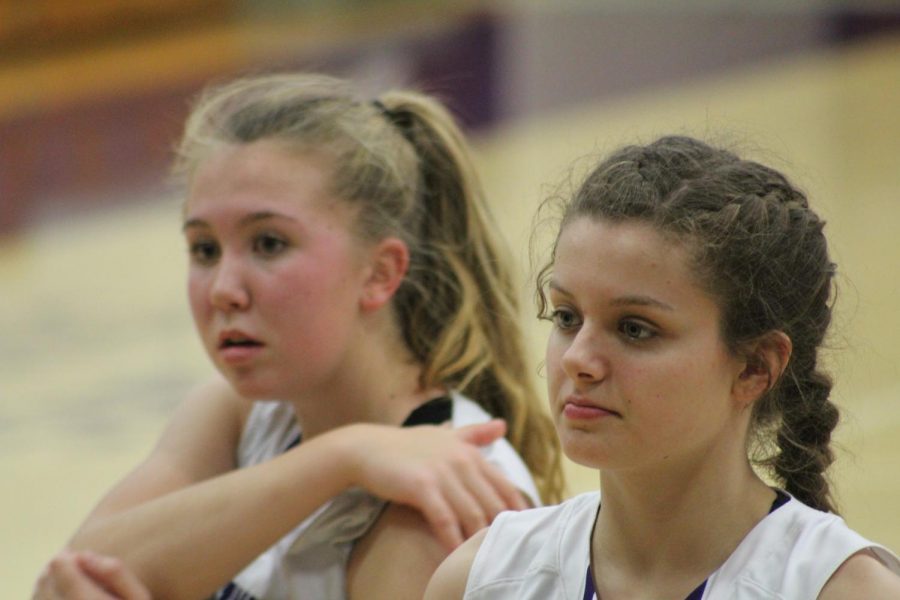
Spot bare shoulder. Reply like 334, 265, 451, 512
178, 375, 251, 425
347, 503, 450, 600
424, 527, 488, 600
818, 549, 900, 599
147, 375, 248, 468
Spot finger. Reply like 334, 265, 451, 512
78, 553, 150, 600
453, 419, 506, 447
417, 485, 465, 550
49, 552, 117, 600
452, 429, 529, 514
450, 454, 509, 524
437, 464, 492, 539
480, 460, 529, 512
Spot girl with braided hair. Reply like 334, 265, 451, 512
32, 72, 564, 600
427, 135, 900, 599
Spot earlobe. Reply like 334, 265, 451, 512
733, 331, 793, 407
360, 237, 410, 313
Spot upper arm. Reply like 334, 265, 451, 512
424, 528, 486, 600
818, 549, 900, 599
76, 376, 249, 526
346, 504, 451, 600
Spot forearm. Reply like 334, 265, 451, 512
68, 429, 354, 600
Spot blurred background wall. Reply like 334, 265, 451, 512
2, 1, 899, 597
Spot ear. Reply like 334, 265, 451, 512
732, 331, 792, 409
359, 237, 410, 313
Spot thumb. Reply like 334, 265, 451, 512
454, 419, 507, 447
78, 553, 151, 600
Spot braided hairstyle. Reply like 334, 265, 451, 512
536, 135, 839, 512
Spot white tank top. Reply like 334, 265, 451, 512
466, 491, 900, 599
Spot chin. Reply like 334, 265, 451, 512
222, 372, 279, 401
565, 450, 609, 471
559, 431, 612, 471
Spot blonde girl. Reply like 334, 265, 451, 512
34, 73, 563, 600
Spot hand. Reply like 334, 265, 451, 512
338, 419, 528, 550
33, 551, 151, 600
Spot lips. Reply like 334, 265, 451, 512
216, 329, 264, 364
562, 396, 621, 420
218, 329, 263, 349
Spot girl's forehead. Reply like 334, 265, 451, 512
557, 218, 683, 263
186, 143, 338, 205
553, 217, 712, 306
180, 153, 361, 241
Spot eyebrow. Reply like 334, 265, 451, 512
609, 295, 674, 311
548, 281, 674, 311
182, 211, 299, 232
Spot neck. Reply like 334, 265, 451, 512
591, 442, 775, 595
287, 312, 444, 439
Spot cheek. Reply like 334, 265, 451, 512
187, 273, 209, 319
270, 268, 353, 335
645, 347, 732, 414
545, 333, 567, 391
272, 262, 338, 310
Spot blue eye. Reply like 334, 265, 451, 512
619, 319, 655, 341
189, 240, 220, 265
550, 308, 582, 330
253, 233, 287, 256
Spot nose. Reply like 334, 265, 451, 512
209, 255, 250, 312
560, 326, 607, 384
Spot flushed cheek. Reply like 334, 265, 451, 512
187, 276, 215, 343
271, 277, 346, 340
187, 274, 209, 310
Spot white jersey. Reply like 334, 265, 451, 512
466, 491, 900, 600
214, 391, 540, 600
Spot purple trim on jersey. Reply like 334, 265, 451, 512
584, 568, 706, 600
214, 582, 259, 600
584, 565, 595, 600
685, 581, 707, 599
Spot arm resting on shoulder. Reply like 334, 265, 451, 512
59, 379, 520, 600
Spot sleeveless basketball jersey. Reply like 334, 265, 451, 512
582, 492, 790, 600
213, 392, 540, 600
466, 491, 900, 599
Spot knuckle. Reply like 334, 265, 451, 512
448, 453, 471, 471
486, 499, 506, 518
105, 557, 124, 574
453, 447, 481, 470
412, 469, 437, 490
469, 506, 489, 525
430, 510, 456, 531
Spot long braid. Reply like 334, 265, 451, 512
537, 135, 840, 511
